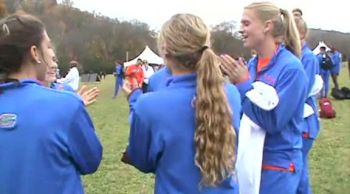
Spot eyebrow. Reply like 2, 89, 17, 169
241, 19, 250, 24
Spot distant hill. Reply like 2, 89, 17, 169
1, 0, 349, 74
307, 29, 350, 58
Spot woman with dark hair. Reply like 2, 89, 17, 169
0, 14, 102, 194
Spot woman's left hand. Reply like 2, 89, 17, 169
77, 85, 99, 106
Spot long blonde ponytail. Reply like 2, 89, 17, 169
158, 14, 236, 186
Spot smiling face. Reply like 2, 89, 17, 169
240, 9, 266, 50
44, 47, 58, 83
34, 30, 54, 82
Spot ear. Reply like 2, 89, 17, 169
263, 20, 273, 34
29, 45, 42, 64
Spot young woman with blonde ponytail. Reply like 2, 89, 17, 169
123, 13, 241, 193
221, 2, 308, 194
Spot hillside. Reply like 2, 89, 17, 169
1, 0, 349, 74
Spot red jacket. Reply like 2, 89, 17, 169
125, 65, 144, 88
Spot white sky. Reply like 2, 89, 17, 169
64, 0, 349, 33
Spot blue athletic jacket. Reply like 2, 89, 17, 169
0, 79, 102, 194
236, 45, 308, 169
127, 73, 241, 193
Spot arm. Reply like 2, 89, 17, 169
68, 104, 103, 174
309, 75, 323, 97
127, 100, 163, 173
238, 69, 307, 134
302, 56, 317, 95
225, 84, 242, 131
124, 66, 134, 77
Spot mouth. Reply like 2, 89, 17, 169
46, 72, 56, 76
241, 34, 248, 42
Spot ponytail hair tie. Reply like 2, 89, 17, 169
200, 46, 209, 53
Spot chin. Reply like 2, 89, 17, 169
243, 41, 252, 49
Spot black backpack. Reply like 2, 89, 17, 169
341, 87, 350, 99
320, 54, 333, 70
331, 88, 345, 100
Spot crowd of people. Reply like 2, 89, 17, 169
0, 1, 348, 194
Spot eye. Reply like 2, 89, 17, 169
243, 21, 250, 26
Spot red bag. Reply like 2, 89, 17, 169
319, 98, 336, 118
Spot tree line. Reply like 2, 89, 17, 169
1, 0, 349, 75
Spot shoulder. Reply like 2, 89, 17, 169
302, 48, 318, 63
224, 83, 241, 108
224, 83, 240, 98
28, 84, 83, 109
278, 48, 303, 70
149, 67, 171, 80
51, 82, 75, 92
132, 92, 165, 120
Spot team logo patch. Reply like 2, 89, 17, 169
0, 113, 17, 129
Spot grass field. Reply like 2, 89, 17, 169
83, 65, 350, 194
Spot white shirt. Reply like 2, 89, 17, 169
142, 65, 155, 84
58, 67, 80, 91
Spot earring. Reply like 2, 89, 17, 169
37, 60, 41, 64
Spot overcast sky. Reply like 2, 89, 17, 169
63, 0, 349, 33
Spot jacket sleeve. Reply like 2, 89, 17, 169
67, 104, 103, 175
127, 99, 163, 173
302, 55, 317, 95
237, 69, 307, 134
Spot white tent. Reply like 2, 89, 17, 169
313, 41, 331, 55
124, 46, 163, 67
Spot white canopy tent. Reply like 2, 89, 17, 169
124, 46, 163, 67
313, 41, 331, 55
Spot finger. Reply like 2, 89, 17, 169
238, 57, 248, 68
221, 54, 239, 66
77, 85, 88, 95
220, 55, 234, 66
85, 99, 97, 106
122, 85, 131, 94
220, 58, 236, 75
85, 91, 98, 100
220, 62, 232, 75
85, 87, 99, 96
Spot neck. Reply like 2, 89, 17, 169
167, 60, 193, 75
171, 68, 194, 75
256, 39, 278, 58
42, 81, 50, 87
8, 64, 37, 81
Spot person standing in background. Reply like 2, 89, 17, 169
295, 17, 321, 194
125, 58, 144, 89
330, 47, 341, 90
317, 46, 333, 98
141, 60, 155, 93
57, 60, 80, 91
113, 60, 124, 98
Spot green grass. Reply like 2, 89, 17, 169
83, 65, 350, 194
309, 64, 350, 194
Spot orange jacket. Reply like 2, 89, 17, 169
125, 65, 144, 88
